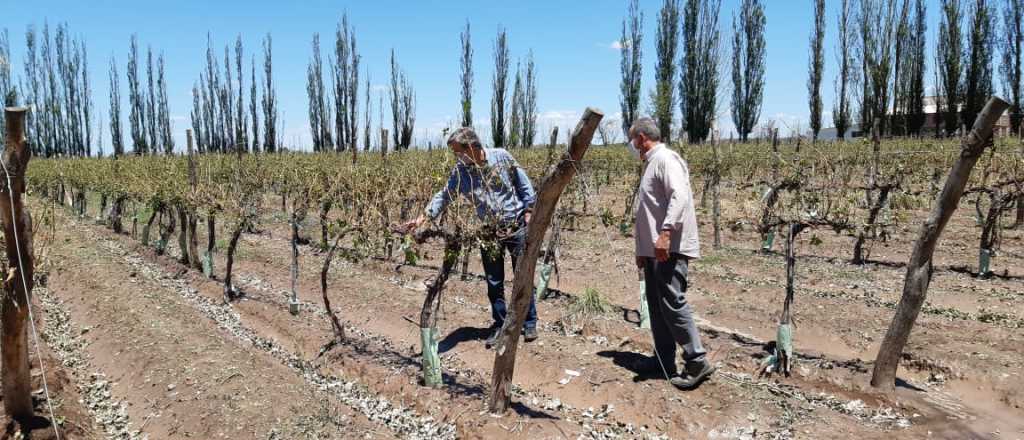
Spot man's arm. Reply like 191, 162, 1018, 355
404, 168, 459, 231
654, 157, 693, 261
660, 157, 693, 232
508, 154, 536, 212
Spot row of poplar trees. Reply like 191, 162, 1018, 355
0, 24, 285, 157
825, 0, 1021, 140
617, 0, 727, 144
618, 0, 1024, 143
477, 25, 539, 150
306, 14, 416, 153
0, 23, 97, 157
304, 17, 541, 153
189, 33, 280, 154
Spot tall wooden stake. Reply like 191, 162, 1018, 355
1, 106, 34, 420
712, 141, 722, 249
871, 97, 1010, 389
186, 129, 202, 271
489, 108, 602, 413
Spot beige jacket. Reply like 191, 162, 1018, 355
634, 144, 700, 259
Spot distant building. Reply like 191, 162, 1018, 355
817, 96, 1014, 140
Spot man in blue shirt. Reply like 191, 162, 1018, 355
401, 127, 540, 348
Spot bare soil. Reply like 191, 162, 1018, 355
28, 185, 1024, 439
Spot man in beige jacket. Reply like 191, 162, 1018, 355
628, 117, 714, 390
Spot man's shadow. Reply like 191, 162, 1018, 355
596, 350, 671, 382
438, 326, 491, 353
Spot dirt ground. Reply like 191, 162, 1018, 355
19, 182, 1024, 439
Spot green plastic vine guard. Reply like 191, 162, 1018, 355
535, 263, 553, 299
141, 224, 152, 246
155, 239, 167, 254
638, 280, 651, 329
202, 252, 214, 278
420, 326, 442, 388
761, 322, 794, 375
761, 231, 775, 252
776, 323, 793, 362
979, 249, 992, 277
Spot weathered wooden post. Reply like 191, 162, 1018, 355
1, 106, 34, 420
186, 129, 202, 271
871, 97, 1010, 390
547, 126, 558, 165
712, 140, 723, 249
489, 108, 602, 413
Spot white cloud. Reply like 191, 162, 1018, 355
598, 40, 628, 51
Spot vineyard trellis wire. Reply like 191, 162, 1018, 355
24, 132, 1023, 404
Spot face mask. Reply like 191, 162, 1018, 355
627, 139, 641, 160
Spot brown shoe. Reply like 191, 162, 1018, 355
670, 360, 715, 390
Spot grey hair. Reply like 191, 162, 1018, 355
628, 117, 661, 142
447, 127, 484, 150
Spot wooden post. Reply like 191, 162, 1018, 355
871, 97, 1010, 390
867, 118, 881, 211
712, 141, 722, 249
489, 108, 603, 414
186, 129, 202, 271
1, 106, 34, 420
547, 126, 559, 165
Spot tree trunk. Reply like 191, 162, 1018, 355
1, 107, 34, 421
109, 195, 125, 233
489, 108, 602, 413
320, 237, 346, 341
978, 191, 1013, 277
420, 235, 461, 388
1015, 195, 1023, 228
98, 193, 108, 223
319, 200, 332, 250
141, 203, 160, 246
871, 97, 1009, 390
177, 204, 190, 266
188, 212, 201, 271
853, 185, 894, 264
156, 205, 176, 256
224, 222, 244, 301
459, 248, 471, 280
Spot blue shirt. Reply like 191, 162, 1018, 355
425, 148, 536, 223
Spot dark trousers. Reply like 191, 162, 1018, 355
644, 254, 707, 367
480, 224, 538, 330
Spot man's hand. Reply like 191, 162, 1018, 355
654, 230, 672, 262
523, 211, 532, 225
635, 255, 647, 269
397, 215, 426, 235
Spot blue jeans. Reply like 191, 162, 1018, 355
480, 221, 538, 330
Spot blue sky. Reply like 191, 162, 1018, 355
5, 0, 945, 152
